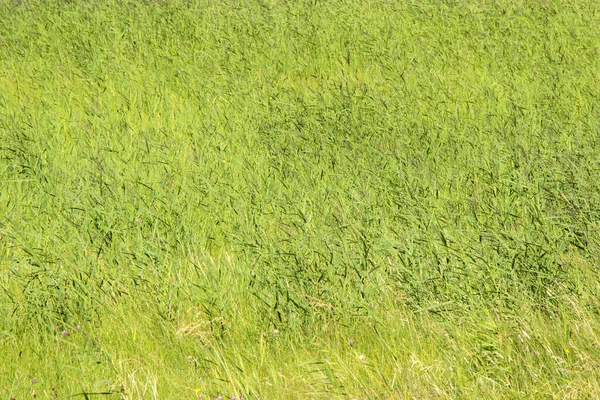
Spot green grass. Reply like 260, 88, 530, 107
1, 0, 600, 398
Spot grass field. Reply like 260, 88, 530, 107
1, 0, 600, 398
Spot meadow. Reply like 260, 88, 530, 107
1, 0, 600, 398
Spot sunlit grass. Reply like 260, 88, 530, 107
1, 0, 600, 398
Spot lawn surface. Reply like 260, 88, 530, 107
1, 0, 600, 398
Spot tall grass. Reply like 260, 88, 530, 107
1, 0, 600, 398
